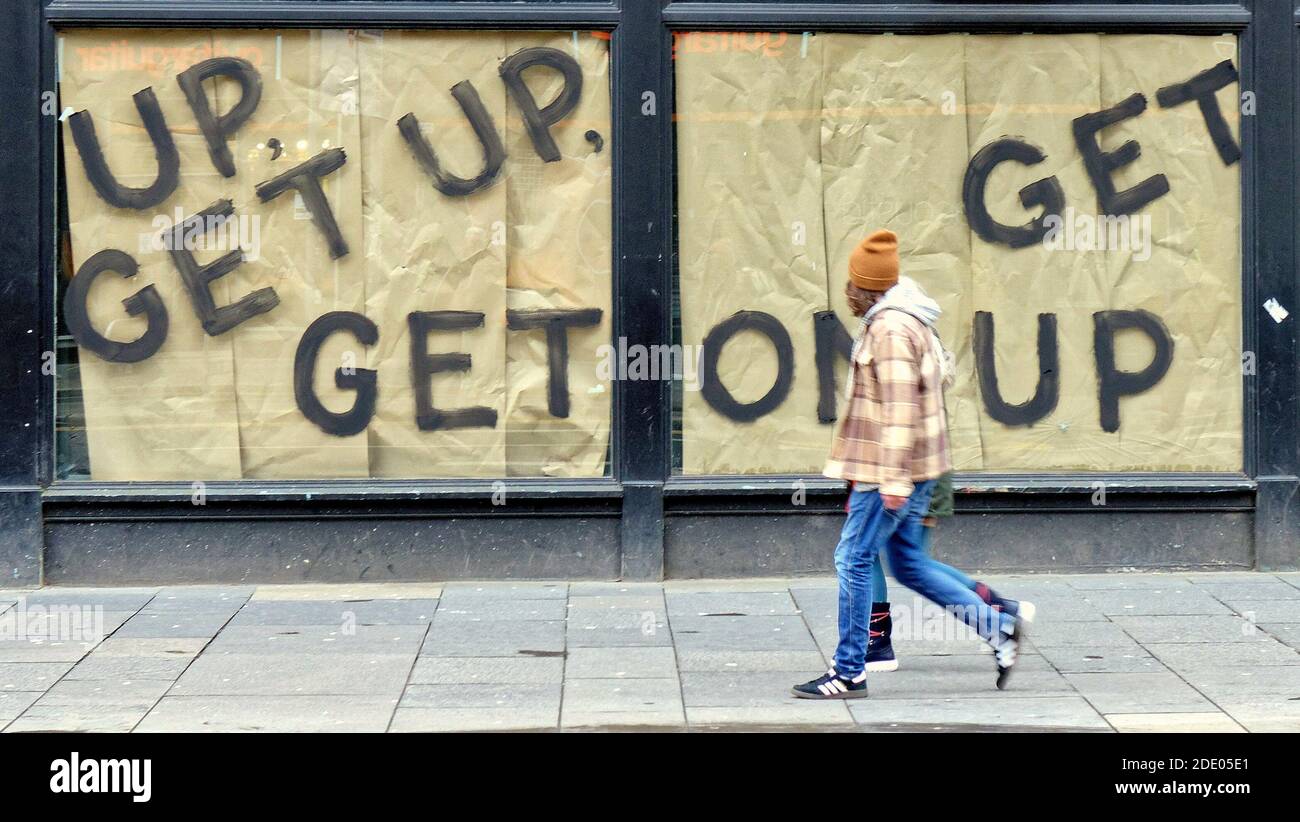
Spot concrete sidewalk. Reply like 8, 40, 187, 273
2, 572, 1299, 732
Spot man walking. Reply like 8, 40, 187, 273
792, 229, 1023, 699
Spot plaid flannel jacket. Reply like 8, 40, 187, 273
823, 308, 951, 497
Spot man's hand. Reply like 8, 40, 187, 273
881, 494, 907, 511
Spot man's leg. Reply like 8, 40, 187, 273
923, 530, 1036, 623
793, 486, 897, 698
832, 487, 895, 677
883, 487, 1023, 688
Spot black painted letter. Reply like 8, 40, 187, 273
1073, 93, 1171, 216
409, 311, 498, 431
499, 47, 584, 163
397, 81, 506, 197
1093, 309, 1174, 433
167, 199, 279, 336
962, 138, 1066, 248
64, 249, 169, 363
294, 311, 378, 437
506, 308, 603, 419
972, 311, 1060, 427
255, 148, 350, 259
1156, 60, 1241, 166
700, 311, 794, 423
68, 88, 179, 210
176, 56, 263, 178
813, 310, 853, 423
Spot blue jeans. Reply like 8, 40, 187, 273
834, 484, 1012, 677
872, 529, 980, 602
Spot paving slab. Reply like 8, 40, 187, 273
438, 583, 568, 601
5, 705, 149, 733
568, 582, 665, 597
208, 623, 428, 655
567, 594, 665, 612
560, 678, 684, 728
1146, 639, 1300, 670
1063, 672, 1217, 713
1186, 580, 1300, 600
1063, 574, 1192, 591
65, 655, 192, 681
1216, 701, 1300, 732
1077, 587, 1232, 616
672, 615, 819, 652
137, 695, 398, 732
229, 599, 439, 627
10, 609, 132, 643
1105, 712, 1245, 733
0, 691, 42, 723
0, 638, 99, 663
422, 619, 564, 657
675, 649, 828, 673
665, 591, 800, 617
665, 578, 807, 593
848, 695, 1110, 730
91, 637, 208, 659
1176, 666, 1300, 701
683, 670, 845, 708
170, 650, 418, 697
35, 677, 174, 706
401, 682, 561, 710
15, 588, 158, 610
1261, 623, 1300, 650
1110, 614, 1268, 644
409, 656, 563, 685
1025, 619, 1141, 647
564, 646, 678, 679
390, 706, 557, 732
434, 598, 564, 622
1005, 596, 1111, 623
870, 667, 1073, 700
0, 662, 75, 691
251, 583, 444, 601
145, 587, 255, 612
1222, 600, 1300, 623
113, 610, 235, 639
567, 610, 671, 648
686, 702, 853, 728
1034, 643, 1161, 673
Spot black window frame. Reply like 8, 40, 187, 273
0, 0, 1293, 579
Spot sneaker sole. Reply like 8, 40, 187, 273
790, 687, 869, 700
865, 659, 899, 673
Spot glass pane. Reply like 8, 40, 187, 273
56, 29, 612, 480
673, 31, 1242, 474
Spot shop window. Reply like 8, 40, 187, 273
55, 29, 612, 480
673, 31, 1242, 474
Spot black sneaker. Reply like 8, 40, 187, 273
791, 668, 868, 699
865, 603, 898, 672
994, 620, 1023, 690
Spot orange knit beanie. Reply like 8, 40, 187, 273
848, 229, 900, 291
